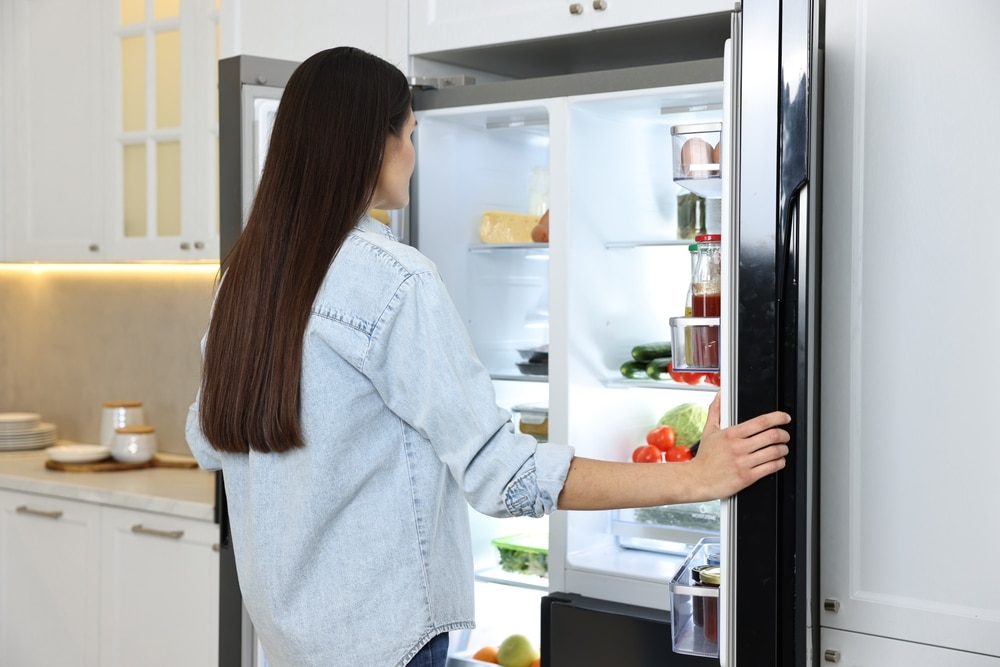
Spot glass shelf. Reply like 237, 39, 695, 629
474, 565, 549, 592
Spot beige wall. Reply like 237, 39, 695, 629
0, 265, 218, 455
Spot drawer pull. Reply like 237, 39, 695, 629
593, 0, 608, 9
16, 505, 63, 519
569, 3, 583, 15
131, 524, 184, 540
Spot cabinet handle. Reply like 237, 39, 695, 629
88, 243, 100, 253
823, 598, 840, 613
593, 0, 607, 9
824, 649, 841, 663
194, 241, 205, 250
569, 3, 584, 15
131, 524, 184, 540
16, 505, 63, 519
180, 242, 191, 251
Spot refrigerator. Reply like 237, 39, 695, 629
214, 0, 822, 663
407, 1, 822, 666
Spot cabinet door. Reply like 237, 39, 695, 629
99, 506, 219, 667
0, 490, 101, 667
1, 0, 108, 260
821, 628, 1000, 667
409, 0, 733, 55
821, 0, 1000, 659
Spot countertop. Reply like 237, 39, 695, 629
0, 449, 216, 521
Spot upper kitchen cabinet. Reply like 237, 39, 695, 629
409, 0, 733, 78
1, 0, 108, 261
1, 0, 220, 262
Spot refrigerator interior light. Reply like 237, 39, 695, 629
485, 112, 549, 130
660, 102, 723, 115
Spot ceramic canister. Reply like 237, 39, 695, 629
110, 425, 157, 464
100, 401, 145, 448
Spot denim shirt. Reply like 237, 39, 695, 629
186, 216, 574, 667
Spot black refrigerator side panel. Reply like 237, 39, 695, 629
733, 0, 821, 665
542, 594, 718, 667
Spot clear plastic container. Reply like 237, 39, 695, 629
670, 536, 721, 658
672, 123, 722, 198
669, 317, 720, 372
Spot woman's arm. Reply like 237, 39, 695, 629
556, 393, 791, 510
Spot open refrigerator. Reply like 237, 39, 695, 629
409, 1, 822, 665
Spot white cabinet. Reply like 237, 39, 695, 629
99, 506, 219, 667
0, 490, 102, 667
1, 0, 109, 261
820, 0, 1000, 661
0, 0, 220, 262
409, 0, 732, 55
821, 629, 1000, 667
0, 489, 219, 667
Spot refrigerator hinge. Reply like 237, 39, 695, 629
409, 75, 477, 90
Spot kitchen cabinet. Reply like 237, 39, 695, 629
0, 488, 218, 667
408, 0, 733, 56
0, 0, 220, 262
820, 0, 1000, 661
1, 0, 109, 261
820, 629, 1000, 667
0, 489, 102, 667
99, 506, 219, 667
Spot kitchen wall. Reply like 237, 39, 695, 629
0, 264, 218, 455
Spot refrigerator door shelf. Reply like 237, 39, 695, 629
670, 537, 722, 658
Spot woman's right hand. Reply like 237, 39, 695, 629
683, 392, 791, 502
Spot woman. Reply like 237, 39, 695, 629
186, 47, 790, 667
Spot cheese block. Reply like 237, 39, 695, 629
479, 211, 541, 244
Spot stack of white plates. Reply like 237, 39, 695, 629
0, 413, 58, 451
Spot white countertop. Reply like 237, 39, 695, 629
0, 450, 216, 521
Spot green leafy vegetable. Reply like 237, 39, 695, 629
656, 402, 709, 448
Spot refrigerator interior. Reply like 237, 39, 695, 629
412, 73, 730, 659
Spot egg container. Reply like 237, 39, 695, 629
671, 123, 722, 199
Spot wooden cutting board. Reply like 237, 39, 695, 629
45, 453, 199, 473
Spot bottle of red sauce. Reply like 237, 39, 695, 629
690, 233, 721, 368
691, 233, 721, 317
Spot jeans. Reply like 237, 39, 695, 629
407, 633, 449, 667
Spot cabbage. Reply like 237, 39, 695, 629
656, 402, 709, 448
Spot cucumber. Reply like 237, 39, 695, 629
620, 360, 649, 380
646, 357, 673, 380
631, 341, 673, 363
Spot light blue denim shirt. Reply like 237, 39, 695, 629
186, 216, 574, 667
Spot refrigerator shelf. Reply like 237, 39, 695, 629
604, 239, 697, 250
468, 243, 548, 253
603, 378, 718, 391
670, 537, 722, 658
474, 565, 549, 592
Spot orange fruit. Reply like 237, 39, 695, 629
472, 645, 499, 663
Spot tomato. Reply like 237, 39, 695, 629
664, 446, 694, 462
646, 425, 676, 451
667, 361, 705, 385
705, 372, 721, 386
631, 445, 663, 463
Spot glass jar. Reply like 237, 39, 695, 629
690, 563, 713, 627
700, 565, 721, 643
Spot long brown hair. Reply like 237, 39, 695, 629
199, 47, 412, 453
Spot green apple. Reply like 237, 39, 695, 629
497, 634, 539, 667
